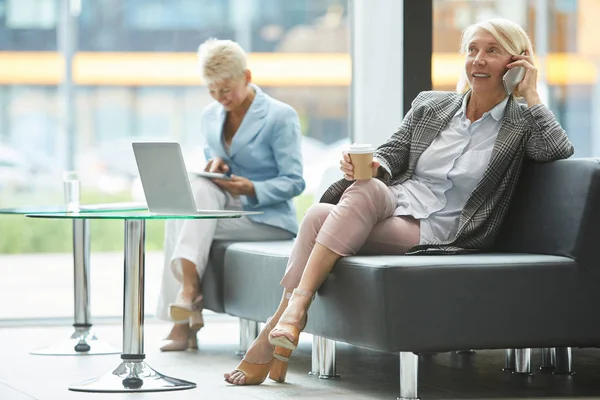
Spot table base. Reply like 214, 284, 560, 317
68, 360, 196, 393
30, 327, 119, 356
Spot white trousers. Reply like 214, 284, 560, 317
156, 177, 294, 321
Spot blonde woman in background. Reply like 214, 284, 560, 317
157, 39, 305, 353
225, 18, 573, 385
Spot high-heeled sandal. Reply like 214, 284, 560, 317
187, 309, 204, 349
169, 291, 203, 321
268, 288, 314, 352
270, 347, 292, 375
228, 354, 290, 385
189, 308, 204, 333
226, 322, 291, 385
160, 323, 197, 352
161, 309, 204, 352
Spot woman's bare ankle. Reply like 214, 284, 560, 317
242, 328, 275, 364
166, 323, 190, 340
279, 296, 310, 328
181, 286, 200, 302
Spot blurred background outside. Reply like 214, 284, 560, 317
0, 0, 598, 320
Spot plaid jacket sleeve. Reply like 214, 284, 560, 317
523, 104, 574, 162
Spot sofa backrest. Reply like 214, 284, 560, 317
493, 158, 600, 268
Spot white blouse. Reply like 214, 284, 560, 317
390, 94, 509, 244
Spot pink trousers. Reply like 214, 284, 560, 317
280, 179, 421, 289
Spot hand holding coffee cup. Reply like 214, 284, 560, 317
341, 144, 379, 180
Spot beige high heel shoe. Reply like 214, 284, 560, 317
228, 352, 290, 385
225, 321, 291, 385
169, 291, 203, 321
160, 309, 204, 352
189, 308, 204, 333
160, 324, 195, 352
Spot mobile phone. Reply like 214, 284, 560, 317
502, 52, 526, 95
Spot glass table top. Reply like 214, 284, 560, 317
25, 210, 262, 220
0, 202, 148, 215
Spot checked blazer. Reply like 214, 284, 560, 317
320, 90, 574, 255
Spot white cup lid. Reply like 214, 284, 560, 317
348, 143, 374, 154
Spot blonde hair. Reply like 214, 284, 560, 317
197, 38, 248, 85
456, 18, 535, 95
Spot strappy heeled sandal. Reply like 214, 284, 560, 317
160, 322, 198, 352
229, 356, 289, 385
226, 321, 290, 385
169, 291, 203, 321
268, 288, 314, 352
187, 309, 204, 349
161, 304, 204, 352
189, 308, 204, 332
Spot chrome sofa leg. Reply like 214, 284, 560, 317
515, 348, 532, 375
540, 347, 556, 371
318, 337, 339, 378
503, 349, 516, 372
398, 352, 419, 400
554, 347, 575, 375
236, 318, 259, 356
309, 335, 320, 376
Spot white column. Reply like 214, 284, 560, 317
534, 0, 550, 105
350, 0, 404, 146
230, 0, 253, 51
58, 0, 79, 170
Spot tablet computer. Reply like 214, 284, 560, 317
192, 171, 232, 180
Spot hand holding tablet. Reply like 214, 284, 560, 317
193, 171, 232, 180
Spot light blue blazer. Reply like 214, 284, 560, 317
202, 84, 306, 235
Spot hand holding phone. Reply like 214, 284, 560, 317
502, 52, 526, 95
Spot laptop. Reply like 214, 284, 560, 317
132, 142, 259, 216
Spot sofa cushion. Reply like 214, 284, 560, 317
224, 241, 600, 352
223, 241, 292, 321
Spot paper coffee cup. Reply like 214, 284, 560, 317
348, 143, 374, 180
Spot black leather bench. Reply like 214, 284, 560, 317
202, 158, 600, 399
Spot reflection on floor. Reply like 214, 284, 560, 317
0, 315, 599, 399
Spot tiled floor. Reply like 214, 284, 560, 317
1, 316, 600, 400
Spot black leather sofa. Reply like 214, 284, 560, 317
200, 158, 600, 399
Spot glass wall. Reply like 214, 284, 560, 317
0, 0, 350, 213
0, 0, 350, 320
4, 0, 597, 321
432, 0, 599, 158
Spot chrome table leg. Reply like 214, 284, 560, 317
31, 219, 118, 356
70, 220, 196, 392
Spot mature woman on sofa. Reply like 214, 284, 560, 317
224, 18, 574, 385
157, 38, 305, 351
